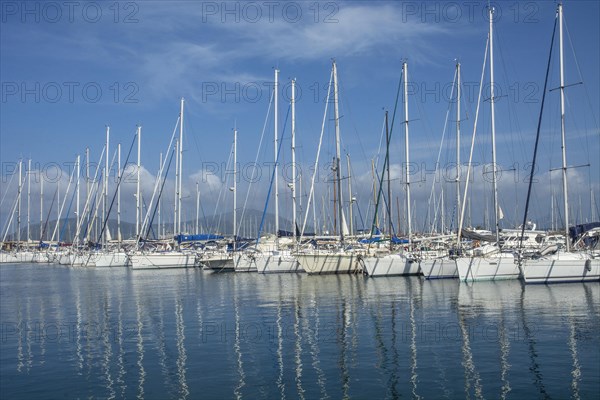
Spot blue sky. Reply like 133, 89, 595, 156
1, 1, 599, 235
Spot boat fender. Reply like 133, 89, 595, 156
585, 259, 591, 272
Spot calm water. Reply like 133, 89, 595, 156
0, 263, 598, 399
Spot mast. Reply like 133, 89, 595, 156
104, 126, 109, 247
75, 155, 80, 245
332, 60, 344, 242
178, 97, 184, 235
86, 147, 90, 209
274, 69, 280, 240
385, 110, 392, 248
17, 160, 22, 246
291, 78, 297, 240
56, 179, 59, 243
117, 143, 121, 244
158, 152, 162, 238
27, 159, 31, 249
403, 62, 412, 244
489, 7, 501, 245
233, 127, 237, 248
40, 171, 43, 241
558, 3, 570, 251
174, 139, 179, 235
136, 126, 141, 237
456, 61, 462, 235
196, 181, 200, 234
346, 154, 353, 236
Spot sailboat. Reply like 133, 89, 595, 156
201, 126, 237, 272
295, 61, 360, 274
129, 98, 196, 269
520, 3, 599, 283
234, 71, 301, 273
361, 62, 420, 277
454, 6, 520, 282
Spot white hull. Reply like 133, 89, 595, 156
0, 251, 37, 263
129, 252, 195, 269
455, 253, 519, 282
420, 257, 458, 279
296, 253, 358, 275
235, 251, 302, 274
200, 254, 234, 271
93, 252, 129, 267
522, 253, 600, 284
56, 252, 93, 266
360, 254, 420, 277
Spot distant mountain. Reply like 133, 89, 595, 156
5, 209, 298, 242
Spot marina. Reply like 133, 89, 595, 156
1, 1, 599, 398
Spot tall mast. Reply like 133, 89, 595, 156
178, 97, 184, 234
489, 7, 501, 245
17, 160, 22, 246
75, 155, 80, 245
233, 127, 237, 247
27, 159, 31, 249
558, 3, 570, 251
291, 78, 297, 240
40, 171, 43, 241
117, 143, 121, 244
347, 154, 353, 236
136, 126, 141, 237
56, 179, 59, 243
174, 139, 179, 235
104, 126, 109, 246
158, 152, 162, 238
274, 69, 280, 240
385, 110, 392, 248
456, 61, 462, 236
332, 61, 344, 242
403, 62, 412, 244
196, 181, 200, 234
85, 147, 90, 208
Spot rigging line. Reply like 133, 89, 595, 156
518, 12, 557, 256
256, 104, 291, 246
39, 187, 57, 246
145, 145, 176, 240
300, 67, 334, 239
563, 14, 599, 131
136, 115, 181, 248
237, 88, 275, 238
368, 65, 403, 243
423, 68, 457, 233
209, 142, 233, 234
458, 33, 490, 243
0, 165, 16, 210
97, 134, 137, 246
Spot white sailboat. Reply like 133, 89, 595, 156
361, 63, 420, 277
235, 73, 302, 273
520, 4, 599, 284
295, 61, 360, 275
130, 99, 196, 269
455, 7, 520, 282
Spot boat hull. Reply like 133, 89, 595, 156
93, 252, 130, 267
360, 254, 420, 277
296, 253, 358, 275
200, 255, 234, 271
420, 257, 458, 279
129, 252, 195, 269
235, 252, 302, 274
522, 255, 600, 284
455, 253, 519, 282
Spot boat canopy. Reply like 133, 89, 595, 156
175, 234, 224, 243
